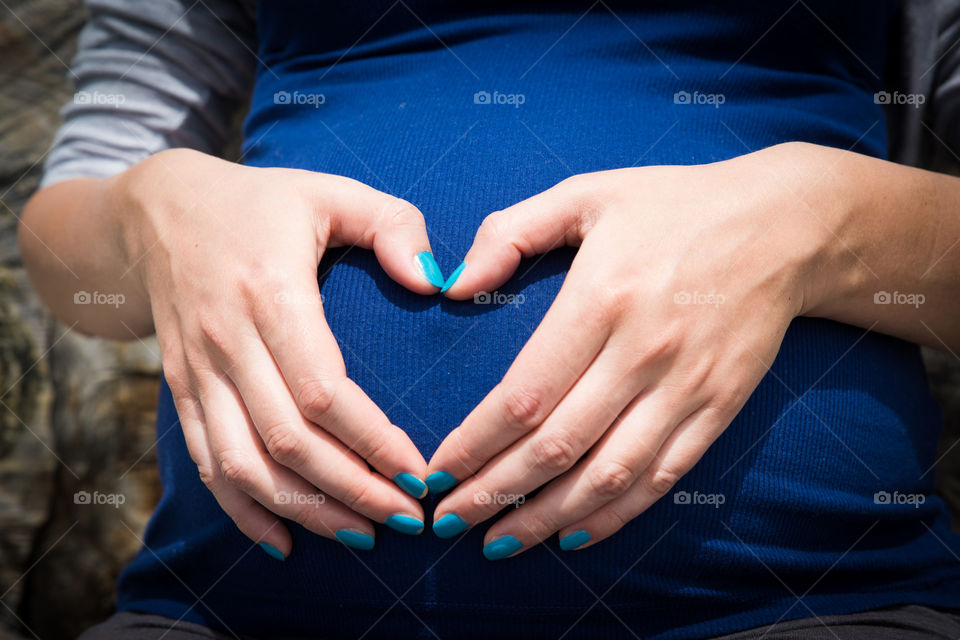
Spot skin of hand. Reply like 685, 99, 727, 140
427, 141, 960, 559
20, 148, 449, 557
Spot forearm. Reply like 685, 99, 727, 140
19, 176, 153, 339
795, 142, 960, 351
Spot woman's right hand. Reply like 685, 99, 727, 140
112, 148, 440, 557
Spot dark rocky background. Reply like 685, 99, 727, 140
0, 1, 958, 638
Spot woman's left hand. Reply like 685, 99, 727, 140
428, 142, 836, 557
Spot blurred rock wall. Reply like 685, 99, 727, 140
1, 2, 162, 639
0, 1, 958, 639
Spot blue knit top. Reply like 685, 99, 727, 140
116, 1, 960, 638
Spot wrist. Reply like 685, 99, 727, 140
110, 148, 212, 300
758, 142, 869, 321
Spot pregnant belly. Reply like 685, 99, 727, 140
225, 94, 942, 634
122, 12, 954, 637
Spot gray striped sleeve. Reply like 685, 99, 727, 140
41, 0, 258, 187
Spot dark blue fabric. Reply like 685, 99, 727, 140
116, 1, 960, 638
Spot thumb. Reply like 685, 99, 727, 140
442, 176, 593, 299
307, 173, 442, 295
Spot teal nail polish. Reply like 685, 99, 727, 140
483, 535, 523, 560
433, 513, 468, 538
336, 530, 375, 550
559, 530, 591, 551
440, 261, 466, 293
394, 472, 427, 498
416, 251, 446, 288
425, 471, 458, 494
258, 541, 285, 561
386, 514, 425, 535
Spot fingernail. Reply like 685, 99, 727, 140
394, 472, 428, 498
559, 530, 591, 551
336, 529, 375, 550
425, 471, 458, 494
440, 261, 466, 293
416, 251, 446, 288
483, 535, 523, 561
385, 514, 425, 535
432, 513, 468, 538
258, 541, 285, 561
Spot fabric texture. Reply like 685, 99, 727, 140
39, 0, 960, 187
104, 1, 960, 639
42, 1, 960, 639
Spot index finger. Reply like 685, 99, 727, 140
426, 274, 612, 493
253, 277, 429, 498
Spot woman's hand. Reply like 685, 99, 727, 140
113, 149, 442, 556
428, 143, 831, 558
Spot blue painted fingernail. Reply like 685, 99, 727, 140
416, 251, 445, 288
394, 472, 428, 498
433, 513, 469, 538
483, 535, 523, 560
336, 530, 375, 550
559, 530, 591, 551
386, 514, 425, 535
440, 261, 466, 293
258, 541, 285, 561
425, 471, 458, 494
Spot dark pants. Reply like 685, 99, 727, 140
79, 605, 960, 639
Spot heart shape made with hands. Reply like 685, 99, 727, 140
377, 158, 792, 560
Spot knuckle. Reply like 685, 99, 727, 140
558, 173, 586, 191
712, 386, 748, 417
351, 426, 390, 467
291, 504, 319, 529
590, 283, 628, 324
385, 198, 425, 228
521, 510, 561, 540
529, 432, 579, 473
588, 460, 637, 499
196, 462, 218, 488
501, 383, 547, 432
164, 368, 194, 404
239, 262, 286, 293
296, 378, 340, 422
447, 429, 489, 472
341, 480, 373, 513
644, 464, 684, 497
477, 210, 508, 242
624, 327, 683, 375
195, 315, 234, 357
218, 449, 255, 490
679, 360, 713, 393
600, 505, 630, 531
560, 174, 605, 231
264, 426, 309, 468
